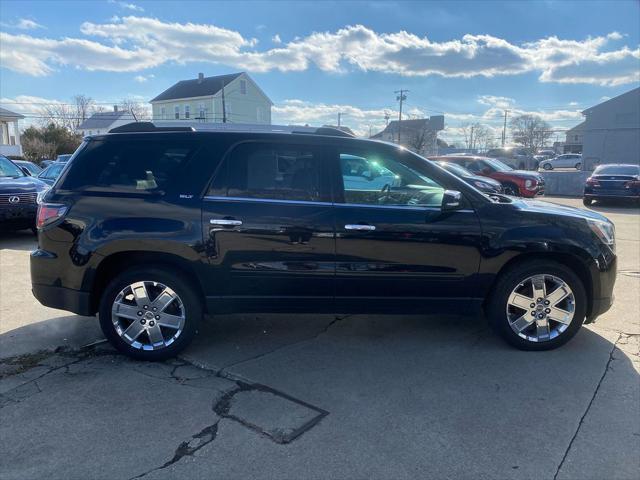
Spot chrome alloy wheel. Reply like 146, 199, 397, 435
506, 274, 575, 342
111, 281, 186, 351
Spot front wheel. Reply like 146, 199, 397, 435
503, 184, 519, 196
543, 163, 553, 170
99, 266, 201, 360
583, 197, 593, 206
487, 261, 587, 350
575, 162, 582, 170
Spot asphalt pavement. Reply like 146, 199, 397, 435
1, 197, 638, 480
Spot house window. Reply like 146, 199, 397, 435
174, 105, 180, 119
185, 105, 190, 119
198, 103, 206, 121
574, 135, 579, 142
160, 107, 166, 120
240, 80, 247, 94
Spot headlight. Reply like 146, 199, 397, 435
36, 187, 50, 205
524, 179, 536, 189
473, 180, 490, 190
587, 219, 615, 251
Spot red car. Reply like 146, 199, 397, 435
432, 155, 545, 197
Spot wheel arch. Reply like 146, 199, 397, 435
484, 252, 594, 317
90, 251, 206, 315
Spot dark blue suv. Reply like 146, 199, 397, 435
0, 155, 49, 233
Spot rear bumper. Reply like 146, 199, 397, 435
31, 283, 92, 316
584, 192, 640, 199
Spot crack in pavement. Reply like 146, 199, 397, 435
553, 333, 624, 480
214, 314, 353, 373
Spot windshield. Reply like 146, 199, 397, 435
438, 162, 474, 177
39, 163, 65, 179
484, 158, 513, 172
57, 154, 72, 162
594, 165, 639, 176
0, 156, 25, 178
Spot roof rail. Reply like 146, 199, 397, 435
109, 122, 195, 133
109, 121, 356, 137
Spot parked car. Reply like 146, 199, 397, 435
583, 164, 640, 206
31, 122, 616, 359
0, 155, 49, 233
436, 155, 544, 197
539, 154, 582, 170
12, 160, 42, 176
37, 162, 66, 186
56, 154, 73, 163
40, 160, 55, 168
432, 160, 503, 194
486, 147, 536, 170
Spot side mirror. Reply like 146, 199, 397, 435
442, 190, 462, 211
20, 166, 32, 176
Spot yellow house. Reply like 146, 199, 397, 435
150, 72, 272, 125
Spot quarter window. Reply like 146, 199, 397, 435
338, 151, 444, 207
209, 143, 326, 202
61, 139, 199, 192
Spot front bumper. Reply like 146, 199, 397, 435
586, 253, 617, 323
0, 205, 37, 229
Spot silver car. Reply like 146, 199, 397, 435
539, 154, 582, 170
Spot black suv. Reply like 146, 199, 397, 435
31, 123, 617, 360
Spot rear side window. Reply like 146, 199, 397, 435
208, 142, 328, 202
61, 138, 199, 192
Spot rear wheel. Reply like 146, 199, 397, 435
98, 266, 201, 360
543, 163, 553, 170
575, 162, 582, 170
487, 260, 586, 350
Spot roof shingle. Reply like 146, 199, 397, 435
150, 73, 243, 103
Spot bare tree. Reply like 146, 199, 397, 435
460, 123, 494, 151
406, 127, 437, 155
119, 98, 151, 121
41, 95, 96, 130
510, 114, 552, 153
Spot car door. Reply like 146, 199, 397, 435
201, 140, 336, 313
331, 146, 484, 313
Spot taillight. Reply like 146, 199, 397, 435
36, 203, 68, 229
586, 177, 600, 186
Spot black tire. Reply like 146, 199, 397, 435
575, 162, 582, 170
98, 266, 202, 360
583, 197, 593, 206
487, 260, 587, 351
503, 183, 519, 196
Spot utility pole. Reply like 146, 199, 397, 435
395, 89, 408, 144
384, 111, 391, 126
337, 112, 343, 127
469, 124, 474, 150
369, 125, 372, 138
501, 109, 509, 147
221, 79, 227, 123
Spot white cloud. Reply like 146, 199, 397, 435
0, 18, 44, 30
272, 34, 281, 44
0, 18, 637, 86
134, 73, 154, 82
108, 0, 144, 12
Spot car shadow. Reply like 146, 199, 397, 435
0, 230, 37, 251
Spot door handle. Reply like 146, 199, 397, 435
210, 218, 243, 226
345, 224, 376, 231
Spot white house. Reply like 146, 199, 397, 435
371, 116, 445, 155
0, 107, 24, 157
581, 87, 640, 170
77, 106, 135, 136
563, 121, 584, 153
150, 72, 272, 125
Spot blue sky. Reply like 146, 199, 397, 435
1, 0, 639, 142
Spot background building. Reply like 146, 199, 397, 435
77, 106, 135, 137
371, 116, 445, 156
150, 72, 272, 125
563, 121, 584, 153
581, 87, 640, 170
0, 107, 24, 157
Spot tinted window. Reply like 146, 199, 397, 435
40, 163, 65, 179
61, 139, 199, 192
338, 150, 444, 207
209, 143, 326, 202
0, 156, 24, 177
594, 165, 640, 176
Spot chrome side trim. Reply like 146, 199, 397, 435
210, 218, 243, 226
345, 224, 376, 231
203, 195, 475, 213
